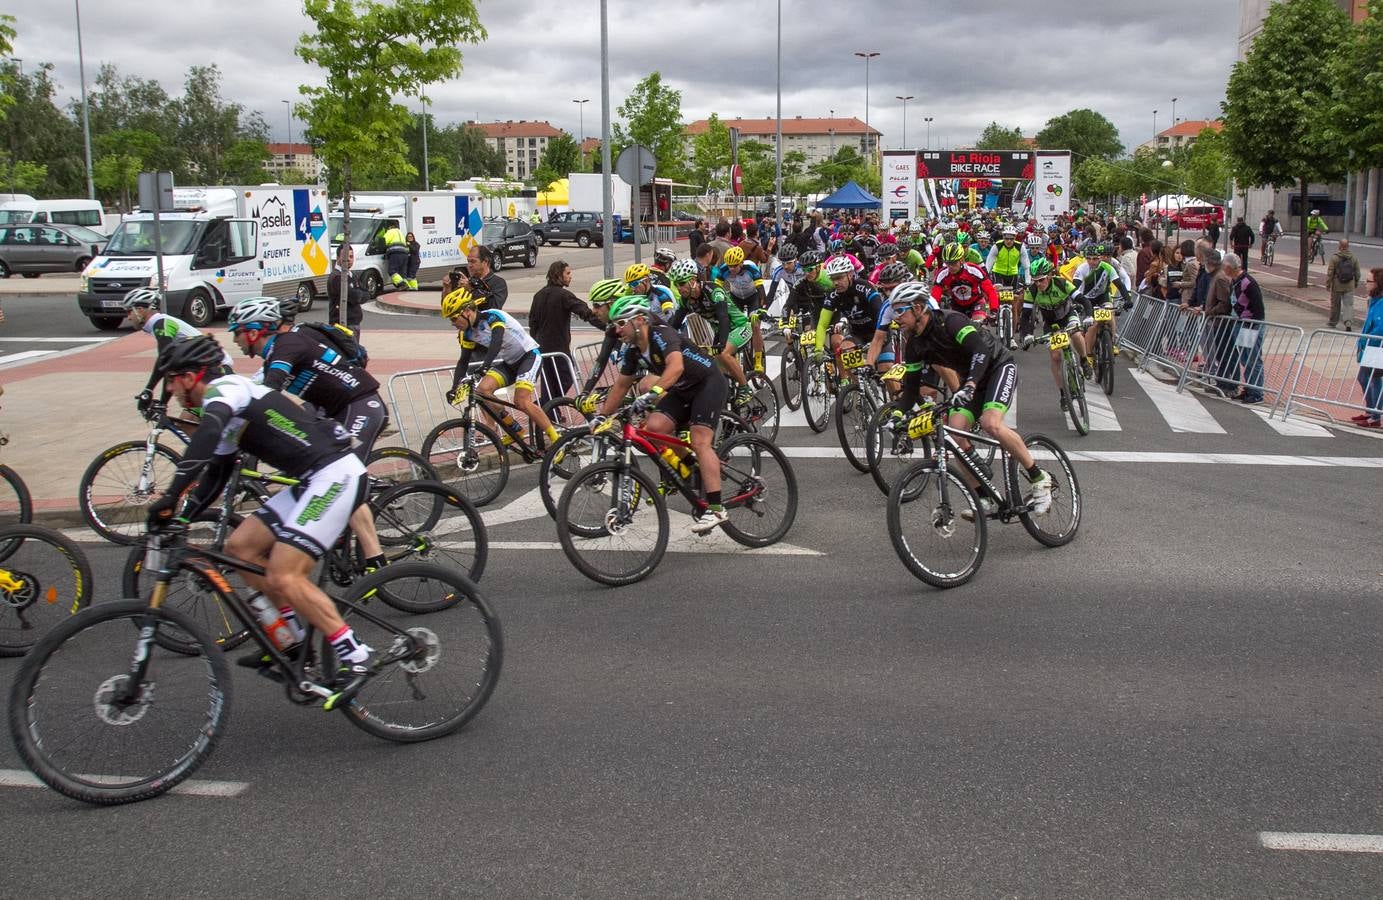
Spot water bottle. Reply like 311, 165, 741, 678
248, 594, 295, 651
961, 446, 994, 483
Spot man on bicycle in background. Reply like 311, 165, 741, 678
597, 294, 731, 534
624, 262, 678, 318
712, 245, 768, 373
864, 261, 911, 377
1306, 209, 1328, 262
650, 247, 677, 291
931, 243, 999, 324
815, 255, 884, 371
123, 288, 233, 416
887, 291, 1053, 518
1068, 244, 1131, 378
144, 336, 376, 690
573, 278, 662, 415
669, 257, 752, 408
1259, 210, 1282, 263
987, 225, 1031, 350
1023, 258, 1089, 410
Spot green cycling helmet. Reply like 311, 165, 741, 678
607, 294, 651, 321
588, 278, 628, 305
1029, 258, 1055, 279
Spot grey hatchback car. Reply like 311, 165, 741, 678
0, 223, 107, 278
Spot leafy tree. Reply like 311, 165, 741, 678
531, 133, 579, 190
450, 124, 506, 179
93, 128, 160, 208
975, 122, 1027, 151
175, 65, 261, 183
738, 140, 775, 196
809, 146, 870, 194
1036, 108, 1123, 162
223, 138, 271, 183
689, 113, 731, 190
0, 15, 16, 124
613, 72, 686, 181
296, 0, 486, 320
1324, 0, 1383, 169
274, 166, 315, 185
781, 149, 810, 197
0, 63, 85, 196
0, 152, 46, 193
1178, 127, 1233, 200
1222, 0, 1350, 285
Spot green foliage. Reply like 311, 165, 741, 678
809, 146, 872, 194
0, 15, 16, 123
974, 122, 1027, 151
1178, 127, 1233, 199
1323, 0, 1383, 167
174, 65, 265, 182
1036, 108, 1123, 162
689, 113, 731, 190
0, 152, 47, 193
738, 140, 775, 196
0, 63, 85, 196
92, 129, 160, 208
613, 72, 686, 180
223, 138, 272, 183
275, 166, 314, 185
532, 132, 581, 188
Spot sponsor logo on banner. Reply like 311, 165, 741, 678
1033, 151, 1071, 225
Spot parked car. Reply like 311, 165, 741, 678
531, 211, 605, 248
478, 219, 539, 270
1170, 205, 1224, 231
0, 223, 107, 279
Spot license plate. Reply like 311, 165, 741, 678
839, 348, 867, 369
799, 330, 817, 349
881, 364, 909, 382
1050, 331, 1071, 351
907, 409, 935, 438
1094, 308, 1114, 322
101, 300, 128, 309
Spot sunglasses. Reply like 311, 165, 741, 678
613, 316, 640, 328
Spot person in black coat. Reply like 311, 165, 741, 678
528, 259, 601, 402
327, 246, 366, 336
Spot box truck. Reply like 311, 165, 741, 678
329, 191, 480, 298
76, 185, 331, 329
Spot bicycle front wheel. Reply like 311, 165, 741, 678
742, 372, 781, 443
1097, 328, 1115, 396
834, 383, 876, 473
538, 427, 606, 522
78, 441, 181, 545
1010, 434, 1082, 548
421, 418, 510, 507
865, 401, 927, 496
801, 360, 831, 433
369, 480, 487, 585
0, 524, 94, 657
556, 462, 668, 586
1064, 354, 1090, 436
717, 433, 797, 548
779, 346, 804, 411
887, 463, 987, 589
0, 463, 32, 534
8, 600, 231, 805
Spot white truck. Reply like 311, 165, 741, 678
77, 185, 331, 329
329, 191, 481, 298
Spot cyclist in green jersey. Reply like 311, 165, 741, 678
1024, 258, 1089, 403
667, 257, 753, 407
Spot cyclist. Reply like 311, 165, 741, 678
1306, 209, 1328, 261
123, 288, 233, 415
814, 255, 884, 370
987, 225, 1031, 350
668, 256, 752, 407
902, 229, 928, 278
650, 247, 677, 291
768, 243, 804, 317
931, 243, 999, 323
967, 230, 991, 266
886, 290, 1053, 517
712, 245, 768, 373
624, 262, 678, 318
597, 293, 731, 534
863, 262, 912, 375
1023, 258, 1089, 407
1259, 211, 1282, 262
783, 250, 832, 325
867, 241, 902, 285
1069, 244, 1130, 375
574, 278, 649, 414
144, 336, 376, 685
827, 238, 863, 274
443, 285, 561, 449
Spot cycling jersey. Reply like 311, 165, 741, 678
784, 270, 832, 320
902, 248, 926, 278
457, 307, 539, 363
141, 313, 233, 392
638, 283, 679, 318
771, 262, 806, 290
966, 245, 987, 266
670, 280, 748, 352
261, 329, 380, 418
617, 324, 717, 390
931, 262, 1000, 317
898, 310, 1017, 420
1028, 276, 1078, 310
1070, 260, 1131, 303
712, 261, 764, 302
817, 276, 883, 348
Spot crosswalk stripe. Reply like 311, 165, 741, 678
1129, 369, 1225, 433
0, 337, 115, 344
1248, 407, 1333, 437
0, 350, 54, 365
1078, 389, 1121, 431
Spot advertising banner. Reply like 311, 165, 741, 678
1033, 151, 1071, 225
919, 150, 1033, 180
881, 151, 917, 222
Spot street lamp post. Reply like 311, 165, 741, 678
283, 100, 292, 146
1152, 108, 1158, 142
74, 0, 95, 201
853, 51, 880, 129
923, 117, 933, 149
598, 1, 614, 276
895, 95, 913, 148
420, 94, 430, 190
1171, 97, 1178, 127
572, 98, 589, 144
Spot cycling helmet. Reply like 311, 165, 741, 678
888, 281, 932, 310
941, 243, 967, 263
607, 294, 651, 321
227, 296, 283, 332
122, 288, 160, 310
777, 243, 799, 262
653, 247, 677, 266
1310, 209, 1320, 215
876, 242, 899, 259
878, 261, 910, 285
823, 256, 855, 278
623, 263, 651, 285
667, 258, 700, 285
828, 238, 844, 252
1002, 225, 1017, 237
1026, 233, 1044, 248
799, 250, 824, 270
1029, 258, 1055, 279
278, 298, 300, 322
155, 335, 228, 379
722, 246, 746, 267
587, 278, 628, 305
440, 286, 477, 318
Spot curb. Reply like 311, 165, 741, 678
1260, 286, 1357, 327
373, 292, 438, 316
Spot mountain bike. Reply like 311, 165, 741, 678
835, 351, 890, 473
1090, 304, 1116, 396
0, 431, 31, 533
0, 524, 93, 656
78, 403, 194, 545
774, 313, 810, 411
1261, 234, 1276, 267
797, 327, 837, 433
9, 524, 503, 805
1308, 232, 1326, 265
887, 397, 1081, 588
555, 404, 797, 586
732, 336, 782, 443
1038, 325, 1089, 436
996, 289, 1016, 348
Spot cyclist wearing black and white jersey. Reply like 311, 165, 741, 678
122, 288, 232, 414
814, 255, 884, 363
1068, 243, 1131, 369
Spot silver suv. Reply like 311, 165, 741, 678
0, 223, 107, 279
532, 211, 605, 248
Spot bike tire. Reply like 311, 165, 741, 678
539, 426, 601, 522
1064, 355, 1090, 436
887, 462, 987, 589
421, 418, 510, 508
779, 346, 804, 411
717, 433, 797, 548
865, 400, 928, 496
78, 441, 182, 545
1098, 328, 1115, 396
0, 524, 94, 657
9, 600, 231, 805
333, 563, 502, 742
742, 372, 781, 443
540, 396, 588, 446
365, 446, 439, 492
801, 359, 831, 433
368, 480, 488, 587
0, 463, 33, 538
556, 461, 668, 586
834, 383, 875, 473
1009, 433, 1082, 548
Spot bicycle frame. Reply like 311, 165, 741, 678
593, 413, 759, 515
453, 382, 544, 460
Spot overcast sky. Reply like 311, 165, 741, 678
9, 0, 1240, 153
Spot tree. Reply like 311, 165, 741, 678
613, 72, 686, 181
223, 138, 271, 183
1223, 0, 1350, 285
449, 124, 506, 179
175, 65, 262, 183
689, 112, 731, 190
1036, 108, 1123, 162
274, 166, 315, 185
0, 62, 85, 196
974, 122, 1027, 151
1324, 1, 1383, 169
532, 131, 580, 189
809, 146, 870, 194
93, 128, 160, 208
0, 15, 16, 124
1179, 128, 1234, 201
83, 64, 184, 177
0, 152, 46, 193
296, 0, 486, 321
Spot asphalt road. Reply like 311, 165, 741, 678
3, 344, 1383, 896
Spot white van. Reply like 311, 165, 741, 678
76, 185, 331, 330
328, 191, 478, 297
0, 198, 107, 232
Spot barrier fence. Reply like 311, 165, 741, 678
1278, 328, 1383, 424
1179, 318, 1305, 408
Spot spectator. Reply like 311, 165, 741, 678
1141, 241, 1168, 298
707, 220, 733, 266
404, 231, 421, 290
466, 244, 508, 310
1135, 229, 1156, 287
1352, 267, 1383, 428
1326, 238, 1362, 330
741, 221, 770, 267
688, 219, 707, 257
1222, 252, 1266, 404
528, 260, 601, 403
326, 245, 366, 335
1206, 217, 1222, 249
1181, 239, 1209, 310
1229, 217, 1255, 273
1118, 235, 1138, 287
1201, 249, 1234, 393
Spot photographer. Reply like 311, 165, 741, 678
327, 245, 366, 336
466, 244, 508, 310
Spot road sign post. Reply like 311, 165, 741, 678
616, 144, 656, 263
138, 172, 175, 307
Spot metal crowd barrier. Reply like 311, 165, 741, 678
1177, 317, 1305, 408
1277, 328, 1383, 424
1113, 293, 1168, 359
1138, 298, 1206, 377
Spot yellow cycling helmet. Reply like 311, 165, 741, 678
623, 263, 651, 285
941, 243, 966, 264
722, 246, 745, 267
440, 286, 477, 318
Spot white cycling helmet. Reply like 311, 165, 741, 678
823, 256, 855, 278
1310, 209, 1321, 215
227, 295, 283, 331
888, 281, 932, 310
667, 257, 700, 285
1002, 225, 1017, 237
122, 288, 161, 310
653, 246, 677, 266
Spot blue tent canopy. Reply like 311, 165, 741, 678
817, 179, 881, 210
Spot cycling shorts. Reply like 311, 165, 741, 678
724, 322, 752, 352
335, 392, 388, 464
954, 360, 1018, 424
252, 453, 368, 560
1038, 301, 1082, 335
654, 369, 728, 431
485, 349, 543, 393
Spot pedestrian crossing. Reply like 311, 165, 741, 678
0, 337, 117, 369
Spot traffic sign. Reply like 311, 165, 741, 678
615, 144, 657, 187
731, 164, 743, 197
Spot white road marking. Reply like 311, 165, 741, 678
773, 446, 1383, 467
488, 540, 821, 556
0, 768, 248, 798
0, 336, 116, 343
1248, 407, 1333, 437
1081, 389, 1122, 431
480, 487, 549, 527
0, 350, 54, 366
1130, 369, 1226, 433
1259, 832, 1383, 853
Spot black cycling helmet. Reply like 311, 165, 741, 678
155, 335, 228, 380
278, 298, 300, 322
799, 250, 824, 269
777, 243, 799, 261
876, 242, 899, 259
877, 261, 910, 285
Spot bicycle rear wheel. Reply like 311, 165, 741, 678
78, 441, 181, 545
556, 462, 668, 586
801, 360, 831, 433
8, 600, 231, 805
742, 372, 781, 443
779, 346, 804, 411
365, 446, 439, 492
834, 383, 875, 473
887, 463, 987, 589
717, 433, 797, 548
333, 563, 502, 742
0, 463, 32, 537
0, 525, 93, 657
1064, 354, 1090, 436
540, 396, 589, 445
538, 427, 608, 522
369, 480, 487, 585
1009, 433, 1082, 547
421, 418, 510, 507
1097, 328, 1115, 396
